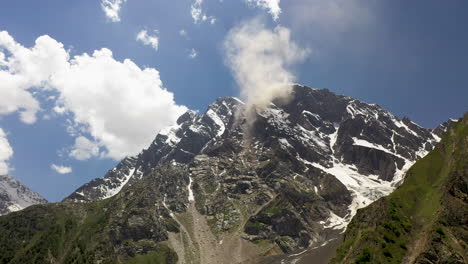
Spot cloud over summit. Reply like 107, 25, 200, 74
224, 19, 309, 113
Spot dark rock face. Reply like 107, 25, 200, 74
63, 85, 441, 254
0, 175, 47, 215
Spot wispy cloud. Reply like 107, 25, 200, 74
101, 0, 126, 22
191, 0, 216, 24
245, 0, 281, 21
51, 164, 72, 174
188, 48, 198, 59
136, 30, 159, 51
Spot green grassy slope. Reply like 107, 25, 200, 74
331, 113, 468, 264
0, 173, 178, 264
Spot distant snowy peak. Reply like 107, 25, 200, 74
0, 175, 47, 215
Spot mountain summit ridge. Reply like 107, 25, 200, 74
65, 85, 441, 207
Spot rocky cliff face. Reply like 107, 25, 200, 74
53, 85, 443, 262
0, 175, 47, 215
330, 114, 467, 264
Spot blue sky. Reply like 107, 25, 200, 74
0, 0, 467, 202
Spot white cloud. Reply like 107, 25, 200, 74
188, 48, 198, 59
224, 18, 309, 115
69, 136, 100, 160
191, 0, 204, 23
245, 0, 281, 21
101, 0, 126, 22
52, 49, 187, 160
136, 30, 159, 51
0, 31, 69, 124
0, 31, 188, 161
53, 105, 66, 114
51, 164, 72, 174
0, 128, 13, 175
191, 0, 216, 24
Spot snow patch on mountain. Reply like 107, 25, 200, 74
159, 124, 182, 146
206, 109, 225, 137
309, 160, 398, 230
0, 175, 47, 215
187, 176, 195, 202
101, 167, 136, 199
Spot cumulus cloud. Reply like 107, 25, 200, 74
69, 136, 100, 160
136, 30, 159, 51
52, 48, 187, 160
0, 128, 13, 175
101, 0, 126, 22
224, 19, 309, 116
0, 31, 187, 161
51, 164, 72, 174
0, 31, 69, 123
245, 0, 281, 21
191, 0, 216, 24
188, 48, 198, 59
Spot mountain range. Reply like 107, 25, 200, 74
0, 85, 462, 264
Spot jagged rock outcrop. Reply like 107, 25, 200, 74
0, 175, 47, 216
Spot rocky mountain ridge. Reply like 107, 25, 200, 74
0, 175, 47, 216
66, 85, 443, 207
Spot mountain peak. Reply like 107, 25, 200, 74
0, 175, 47, 215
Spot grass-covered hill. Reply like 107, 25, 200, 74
331, 113, 468, 264
0, 166, 182, 264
